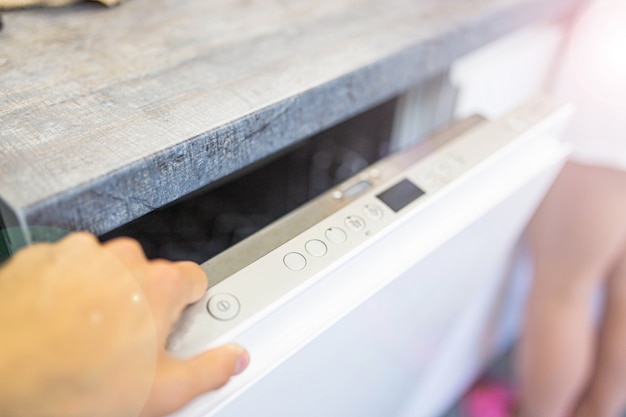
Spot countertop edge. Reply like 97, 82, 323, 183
13, 0, 581, 235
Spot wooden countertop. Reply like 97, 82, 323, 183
0, 0, 581, 235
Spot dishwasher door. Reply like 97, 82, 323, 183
167, 96, 572, 417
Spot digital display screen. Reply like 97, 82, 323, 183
376, 179, 425, 212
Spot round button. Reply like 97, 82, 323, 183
436, 161, 451, 175
283, 252, 307, 271
344, 215, 366, 232
419, 171, 443, 188
207, 293, 240, 321
363, 204, 383, 220
325, 227, 347, 244
445, 152, 465, 168
419, 171, 436, 185
305, 239, 328, 257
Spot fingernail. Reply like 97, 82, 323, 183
233, 348, 250, 376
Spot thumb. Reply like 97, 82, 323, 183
184, 343, 250, 391
143, 344, 249, 417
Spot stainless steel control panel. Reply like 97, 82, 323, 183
168, 96, 573, 358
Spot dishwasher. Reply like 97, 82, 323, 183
103, 95, 572, 417
132, 97, 572, 417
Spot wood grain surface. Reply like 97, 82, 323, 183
0, 0, 581, 235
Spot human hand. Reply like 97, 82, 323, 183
0, 232, 249, 417
517, 162, 626, 417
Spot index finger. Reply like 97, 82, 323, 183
143, 260, 208, 325
171, 261, 209, 304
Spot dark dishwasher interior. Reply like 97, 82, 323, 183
103, 99, 397, 263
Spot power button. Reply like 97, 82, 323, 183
207, 294, 240, 321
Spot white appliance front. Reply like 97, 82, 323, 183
168, 96, 572, 417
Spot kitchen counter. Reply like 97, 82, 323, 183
0, 0, 582, 235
